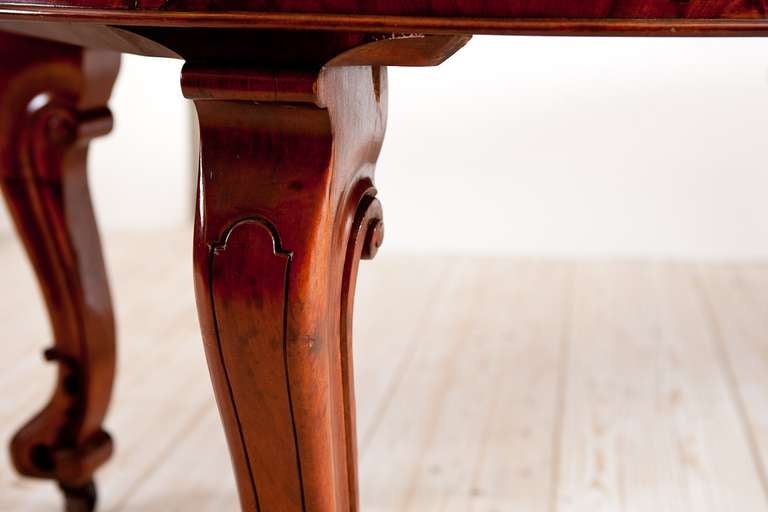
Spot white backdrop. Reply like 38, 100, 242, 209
0, 56, 193, 232
380, 36, 768, 259
4, 36, 768, 260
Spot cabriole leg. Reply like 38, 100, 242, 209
185, 63, 386, 512
0, 32, 120, 512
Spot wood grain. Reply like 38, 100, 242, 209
5, 243, 768, 511
1, 5, 768, 41
0, 0, 764, 18
0, 31, 119, 512
187, 54, 390, 510
3, 1, 768, 510
556, 263, 768, 511
137, 0, 763, 18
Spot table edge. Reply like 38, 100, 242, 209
2, 6, 768, 36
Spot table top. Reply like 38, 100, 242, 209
2, 0, 765, 18
1, 1, 768, 35
2, 1, 768, 69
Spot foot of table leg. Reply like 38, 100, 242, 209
60, 480, 97, 512
0, 33, 120, 511
186, 63, 386, 512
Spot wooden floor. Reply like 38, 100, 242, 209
3, 229, 768, 511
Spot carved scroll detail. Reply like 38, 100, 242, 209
7, 70, 116, 492
339, 187, 384, 510
0, 32, 120, 512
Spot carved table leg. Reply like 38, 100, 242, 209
185, 63, 386, 511
0, 33, 120, 512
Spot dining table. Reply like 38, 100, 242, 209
0, 2, 765, 511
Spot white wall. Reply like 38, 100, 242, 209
0, 54, 193, 232
89, 56, 194, 230
4, 38, 768, 260
380, 36, 768, 259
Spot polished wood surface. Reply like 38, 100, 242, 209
2, 0, 768, 510
187, 58, 388, 511
175, 27, 462, 512
0, 0, 767, 69
0, 5, 768, 39
0, 31, 119, 512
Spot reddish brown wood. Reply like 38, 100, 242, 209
0, 0, 766, 18
4, 4, 768, 43
0, 32, 119, 512
186, 56, 392, 511
2, 10, 768, 40
4, 0, 768, 510
139, 29, 470, 65
138, 0, 764, 18
0, 0, 127, 7
339, 192, 384, 510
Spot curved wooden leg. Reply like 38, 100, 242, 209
0, 33, 120, 512
185, 63, 386, 511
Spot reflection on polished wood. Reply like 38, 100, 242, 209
2, 1, 768, 510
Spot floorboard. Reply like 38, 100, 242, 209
2, 231, 768, 511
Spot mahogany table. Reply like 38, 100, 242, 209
0, 2, 766, 511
